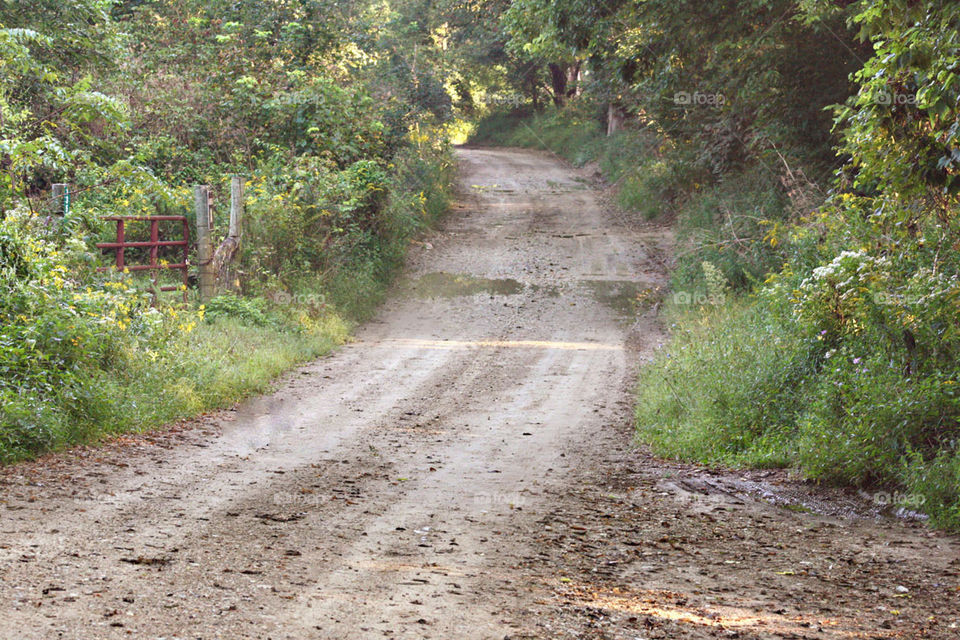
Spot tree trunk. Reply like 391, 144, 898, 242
548, 63, 568, 106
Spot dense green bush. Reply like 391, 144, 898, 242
241, 129, 453, 319
0, 209, 204, 462
204, 294, 274, 327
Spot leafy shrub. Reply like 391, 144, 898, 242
204, 294, 273, 327
0, 209, 203, 460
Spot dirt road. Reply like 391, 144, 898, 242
1, 148, 958, 639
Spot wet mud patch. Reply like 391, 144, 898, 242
580, 280, 660, 320
404, 272, 525, 298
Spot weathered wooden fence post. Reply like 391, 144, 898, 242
194, 185, 215, 302
229, 175, 244, 241
211, 176, 245, 294
607, 104, 626, 136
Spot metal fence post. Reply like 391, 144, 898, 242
51, 183, 71, 215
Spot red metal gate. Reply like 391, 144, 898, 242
96, 216, 190, 303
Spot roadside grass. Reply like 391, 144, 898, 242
69, 314, 349, 443
635, 297, 810, 470
0, 312, 346, 464
0, 282, 363, 465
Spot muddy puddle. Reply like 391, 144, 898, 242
580, 279, 657, 320
402, 275, 658, 321
404, 272, 525, 297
